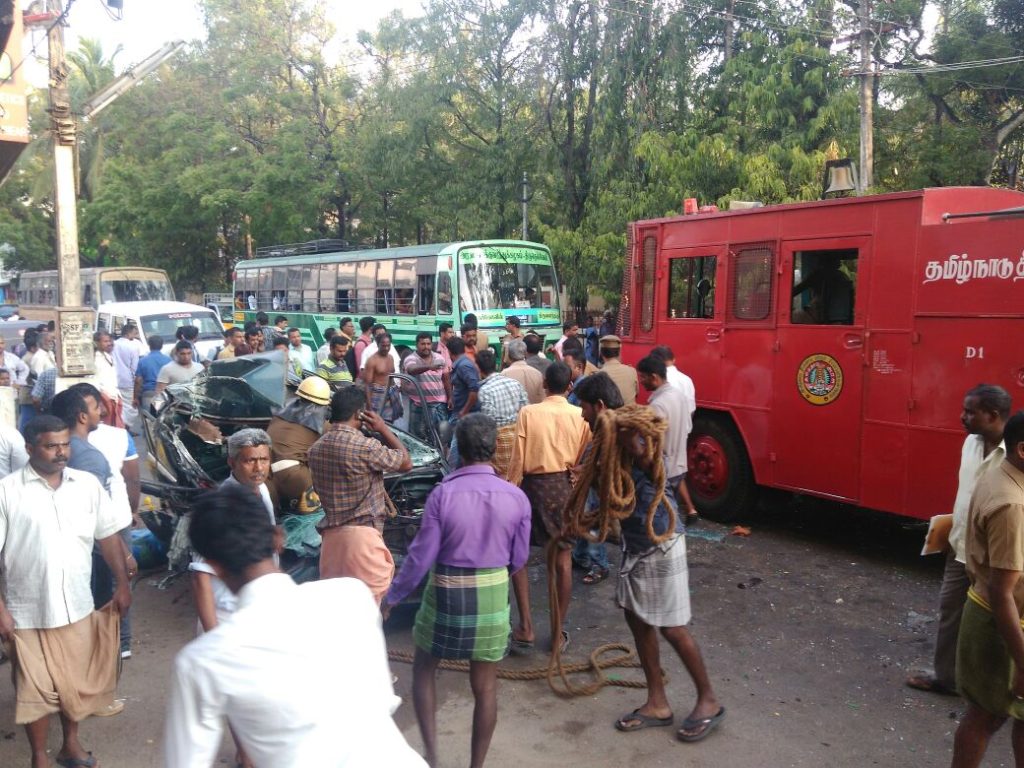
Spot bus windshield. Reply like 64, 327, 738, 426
139, 312, 222, 341
458, 246, 558, 312
100, 278, 175, 304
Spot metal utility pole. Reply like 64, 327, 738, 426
858, 0, 873, 193
48, 0, 81, 306
520, 173, 530, 240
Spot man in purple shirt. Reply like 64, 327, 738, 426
384, 413, 531, 768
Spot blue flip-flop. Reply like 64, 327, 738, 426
677, 706, 726, 742
56, 753, 97, 768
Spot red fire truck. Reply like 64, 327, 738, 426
618, 187, 1024, 521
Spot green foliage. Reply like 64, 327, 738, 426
2, 0, 1021, 304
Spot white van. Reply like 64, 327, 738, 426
96, 301, 225, 361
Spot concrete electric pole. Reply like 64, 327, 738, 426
47, 0, 82, 306
858, 0, 873, 193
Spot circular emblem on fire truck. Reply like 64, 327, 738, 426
796, 353, 844, 406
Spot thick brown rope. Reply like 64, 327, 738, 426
564, 405, 676, 547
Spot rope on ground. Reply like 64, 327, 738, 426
387, 642, 645, 686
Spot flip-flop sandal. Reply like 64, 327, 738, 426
508, 632, 535, 654
582, 567, 609, 585
56, 753, 97, 768
615, 708, 674, 732
678, 706, 726, 742
905, 675, 956, 695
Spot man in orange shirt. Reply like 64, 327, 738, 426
507, 362, 591, 651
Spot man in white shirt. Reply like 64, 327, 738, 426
287, 327, 316, 373
112, 323, 146, 431
189, 428, 276, 768
907, 384, 1011, 696
0, 424, 28, 477
650, 345, 698, 525
0, 415, 131, 768
651, 345, 696, 415
165, 483, 425, 768
359, 325, 402, 371
0, 334, 29, 387
28, 331, 56, 378
638, 355, 692, 509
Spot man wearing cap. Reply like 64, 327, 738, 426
599, 336, 638, 406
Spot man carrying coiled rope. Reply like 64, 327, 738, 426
567, 376, 725, 743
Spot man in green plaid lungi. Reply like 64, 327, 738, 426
384, 414, 531, 768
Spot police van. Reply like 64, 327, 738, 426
96, 301, 225, 361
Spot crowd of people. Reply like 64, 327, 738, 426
9, 306, 1024, 768
0, 308, 723, 767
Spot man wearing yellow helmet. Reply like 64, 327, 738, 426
265, 377, 331, 515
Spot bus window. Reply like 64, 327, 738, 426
333, 264, 354, 313
437, 273, 453, 315
287, 266, 303, 311
395, 259, 416, 315
458, 259, 557, 311
376, 260, 394, 315
257, 268, 273, 310
791, 248, 857, 325
357, 262, 376, 315
667, 256, 716, 319
730, 245, 773, 321
302, 266, 318, 313
271, 266, 287, 310
417, 274, 435, 314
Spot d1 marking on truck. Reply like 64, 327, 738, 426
797, 353, 844, 406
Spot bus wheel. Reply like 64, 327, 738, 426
686, 414, 757, 523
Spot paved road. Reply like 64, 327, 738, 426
0, 498, 1015, 767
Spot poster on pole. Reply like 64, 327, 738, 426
56, 308, 96, 376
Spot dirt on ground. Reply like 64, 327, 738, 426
0, 497, 1016, 768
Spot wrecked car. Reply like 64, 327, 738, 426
139, 351, 448, 584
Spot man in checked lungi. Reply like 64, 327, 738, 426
506, 362, 590, 652
575, 394, 724, 742
0, 415, 132, 768
383, 413, 531, 768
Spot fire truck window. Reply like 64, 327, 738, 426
731, 247, 773, 321
640, 235, 657, 332
668, 257, 716, 319
791, 249, 856, 325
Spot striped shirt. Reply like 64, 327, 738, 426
316, 357, 353, 384
402, 352, 447, 404
478, 374, 528, 427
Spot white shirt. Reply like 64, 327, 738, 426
28, 349, 56, 377
648, 383, 692, 477
165, 574, 426, 768
288, 343, 316, 373
189, 476, 276, 621
950, 434, 1007, 563
157, 361, 205, 386
0, 426, 28, 477
94, 351, 121, 399
666, 365, 696, 420
89, 423, 137, 531
0, 465, 120, 629
359, 343, 401, 371
113, 336, 146, 391
2, 350, 28, 386
316, 342, 331, 364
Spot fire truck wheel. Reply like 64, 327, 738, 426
686, 413, 757, 523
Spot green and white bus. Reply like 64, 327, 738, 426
232, 239, 563, 352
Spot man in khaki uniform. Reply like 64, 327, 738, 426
951, 410, 1024, 768
599, 335, 638, 406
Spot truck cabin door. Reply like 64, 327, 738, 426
771, 237, 869, 502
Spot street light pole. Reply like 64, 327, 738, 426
520, 172, 530, 240
48, 0, 81, 306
